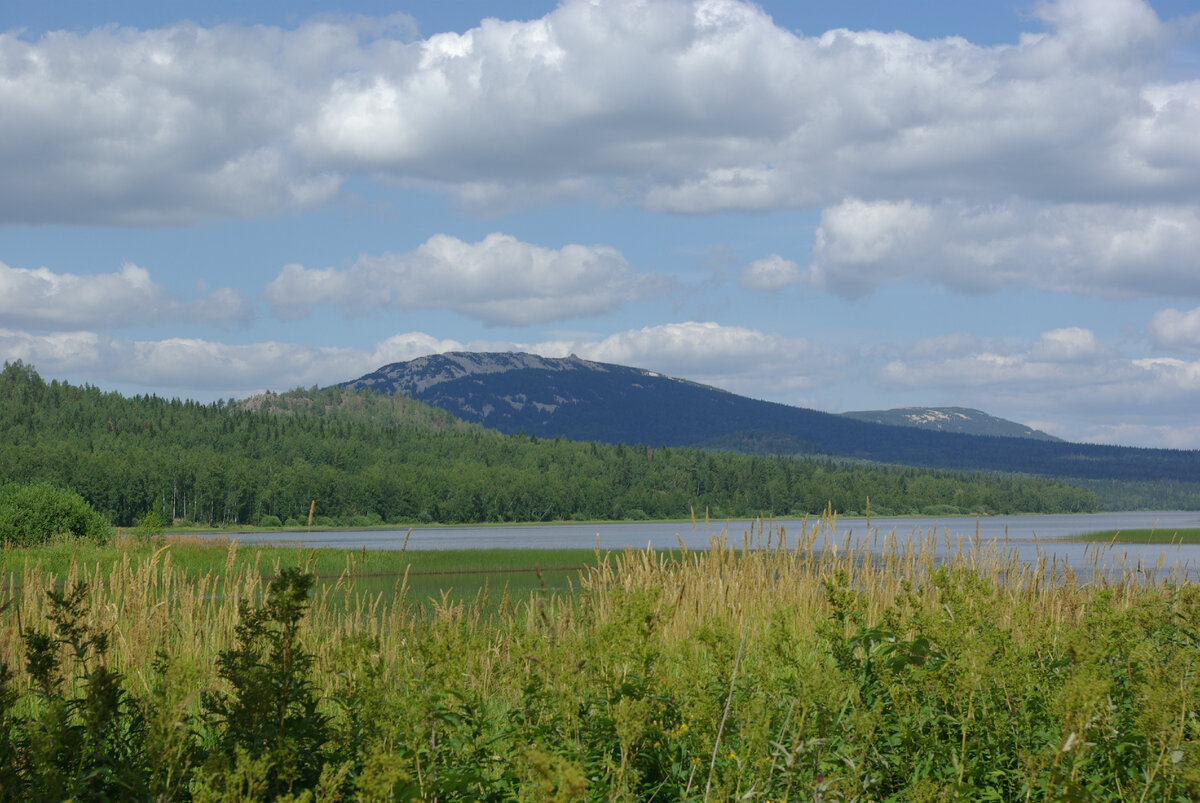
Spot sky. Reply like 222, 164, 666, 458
2, 0, 1200, 449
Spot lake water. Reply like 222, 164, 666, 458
238, 510, 1200, 580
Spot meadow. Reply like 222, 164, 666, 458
0, 517, 1197, 800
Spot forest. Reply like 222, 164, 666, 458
0, 362, 1101, 527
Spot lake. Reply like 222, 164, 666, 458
238, 510, 1200, 580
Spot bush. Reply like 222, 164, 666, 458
134, 510, 165, 541
0, 482, 111, 546
920, 503, 966, 516
201, 569, 332, 797
259, 514, 282, 528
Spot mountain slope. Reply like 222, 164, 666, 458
841, 407, 1062, 442
339, 352, 1200, 482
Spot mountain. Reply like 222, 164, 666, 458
339, 352, 1200, 482
0, 361, 1106, 525
840, 407, 1062, 442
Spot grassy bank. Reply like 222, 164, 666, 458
1, 536, 602, 610
1, 518, 1197, 800
1071, 528, 1200, 544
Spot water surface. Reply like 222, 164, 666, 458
239, 510, 1200, 580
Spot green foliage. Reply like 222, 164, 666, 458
3, 583, 152, 799
202, 568, 332, 797
0, 554, 1198, 800
134, 509, 165, 540
0, 361, 1102, 527
0, 481, 110, 546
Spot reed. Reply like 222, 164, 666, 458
0, 514, 1195, 800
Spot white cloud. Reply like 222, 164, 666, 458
2, 0, 1198, 225
0, 260, 251, 329
738, 254, 802, 291
555, 321, 852, 399
0, 328, 461, 395
1148, 305, 1200, 352
1032, 327, 1103, 361
0, 321, 848, 406
878, 326, 1200, 446
0, 20, 353, 224
1076, 422, 1200, 450
262, 233, 660, 326
806, 199, 1200, 297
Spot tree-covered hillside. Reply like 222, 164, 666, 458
343, 352, 1200, 483
0, 362, 1101, 527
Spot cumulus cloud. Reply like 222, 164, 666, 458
805, 199, 1200, 297
1032, 327, 1104, 361
303, 0, 1200, 212
2, 0, 1198, 224
0, 20, 357, 224
262, 233, 661, 326
738, 254, 802, 291
0, 260, 251, 329
553, 321, 852, 398
1148, 305, 1200, 352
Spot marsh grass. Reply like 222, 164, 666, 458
2, 538, 600, 609
1072, 527, 1200, 544
1, 513, 1197, 800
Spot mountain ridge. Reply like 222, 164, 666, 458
840, 406, 1062, 442
338, 351, 1200, 483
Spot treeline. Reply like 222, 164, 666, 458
1070, 477, 1200, 512
0, 362, 1101, 527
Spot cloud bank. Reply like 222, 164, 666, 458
263, 233, 660, 325
0, 321, 846, 404
1, 0, 1196, 223
806, 200, 1200, 297
0, 261, 251, 329
880, 325, 1200, 445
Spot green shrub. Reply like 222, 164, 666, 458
202, 569, 333, 797
0, 481, 111, 546
8, 582, 154, 799
920, 503, 965, 516
134, 510, 165, 541
258, 514, 282, 528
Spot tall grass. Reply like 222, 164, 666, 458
1, 514, 1197, 799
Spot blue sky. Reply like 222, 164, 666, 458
2, 0, 1199, 447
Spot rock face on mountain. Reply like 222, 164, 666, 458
338, 351, 1200, 482
841, 407, 1062, 442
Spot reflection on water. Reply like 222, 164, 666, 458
238, 510, 1200, 580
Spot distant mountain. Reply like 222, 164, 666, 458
339, 352, 1200, 482
841, 407, 1062, 442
